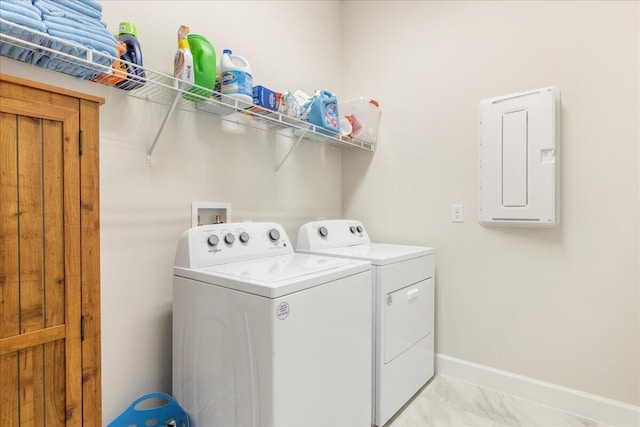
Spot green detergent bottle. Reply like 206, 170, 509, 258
184, 34, 216, 101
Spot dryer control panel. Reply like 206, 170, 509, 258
297, 219, 371, 250
175, 222, 292, 268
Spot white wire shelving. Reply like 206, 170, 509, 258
0, 18, 375, 168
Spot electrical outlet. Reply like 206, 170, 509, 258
452, 204, 463, 222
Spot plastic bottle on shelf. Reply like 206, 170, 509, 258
116, 22, 145, 90
92, 41, 127, 86
342, 98, 380, 143
173, 25, 194, 91
220, 49, 253, 105
183, 34, 216, 101
306, 90, 340, 135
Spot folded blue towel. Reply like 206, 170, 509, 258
36, 0, 107, 28
35, 10, 117, 79
0, 12, 47, 64
40, 10, 106, 28
37, 35, 114, 79
37, 53, 98, 79
1, 0, 112, 79
33, 0, 102, 22
76, 0, 102, 13
44, 24, 117, 58
0, 0, 43, 23
0, 8, 45, 31
47, 25, 118, 61
41, 17, 108, 39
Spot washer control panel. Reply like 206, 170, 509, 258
175, 222, 292, 268
297, 219, 371, 251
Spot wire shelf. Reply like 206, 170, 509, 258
0, 18, 375, 164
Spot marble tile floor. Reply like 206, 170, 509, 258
389, 375, 609, 427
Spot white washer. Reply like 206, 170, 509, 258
297, 219, 435, 426
173, 222, 372, 427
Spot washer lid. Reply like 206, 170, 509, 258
174, 253, 370, 298
298, 243, 433, 266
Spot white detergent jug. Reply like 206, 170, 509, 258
220, 49, 252, 105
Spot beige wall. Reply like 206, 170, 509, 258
342, 1, 640, 405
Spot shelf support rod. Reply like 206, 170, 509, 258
274, 130, 308, 174
147, 91, 182, 163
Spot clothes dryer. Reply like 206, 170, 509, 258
297, 219, 435, 426
173, 222, 372, 426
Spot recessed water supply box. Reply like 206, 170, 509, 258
191, 202, 232, 226
478, 87, 560, 227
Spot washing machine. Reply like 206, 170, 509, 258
173, 222, 372, 427
297, 219, 435, 426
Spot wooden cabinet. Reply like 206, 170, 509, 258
0, 74, 103, 426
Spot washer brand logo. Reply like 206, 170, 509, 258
277, 302, 290, 320
208, 248, 221, 254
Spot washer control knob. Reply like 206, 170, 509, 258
349, 226, 356, 234
268, 228, 280, 242
318, 226, 328, 237
224, 233, 235, 244
207, 234, 219, 246
239, 232, 250, 243
356, 225, 363, 233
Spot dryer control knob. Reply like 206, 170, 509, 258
268, 228, 280, 241
239, 232, 250, 243
207, 235, 219, 246
349, 226, 356, 234
224, 233, 235, 244
319, 226, 328, 237
356, 225, 363, 233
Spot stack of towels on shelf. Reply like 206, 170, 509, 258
34, 0, 117, 77
0, 0, 116, 79
0, 0, 47, 63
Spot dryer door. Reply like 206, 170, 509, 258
384, 278, 434, 363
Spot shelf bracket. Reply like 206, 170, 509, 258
147, 92, 182, 163
274, 130, 308, 173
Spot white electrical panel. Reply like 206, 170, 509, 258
479, 87, 560, 227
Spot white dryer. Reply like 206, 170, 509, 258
297, 219, 435, 426
173, 222, 373, 426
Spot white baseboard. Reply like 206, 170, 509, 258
435, 353, 640, 427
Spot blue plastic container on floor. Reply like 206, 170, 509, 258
106, 392, 189, 427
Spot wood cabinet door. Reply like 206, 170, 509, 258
0, 76, 102, 426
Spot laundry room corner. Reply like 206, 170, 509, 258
340, 0, 640, 412
0, 0, 637, 425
